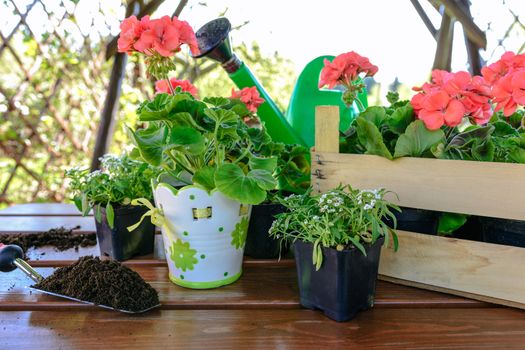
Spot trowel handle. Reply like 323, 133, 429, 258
0, 244, 43, 283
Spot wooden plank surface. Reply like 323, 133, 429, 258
0, 264, 485, 311
0, 216, 96, 233
379, 230, 525, 309
2, 308, 525, 349
0, 203, 89, 216
311, 152, 525, 220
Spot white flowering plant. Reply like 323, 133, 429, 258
269, 185, 399, 270
66, 154, 160, 229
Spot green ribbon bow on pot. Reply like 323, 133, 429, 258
127, 198, 165, 232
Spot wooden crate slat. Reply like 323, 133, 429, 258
311, 152, 525, 220
379, 230, 525, 309
0, 216, 95, 233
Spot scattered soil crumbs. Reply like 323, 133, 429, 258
0, 226, 96, 253
33, 256, 159, 312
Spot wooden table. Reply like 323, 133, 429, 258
1, 203, 524, 349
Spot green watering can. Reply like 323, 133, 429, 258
193, 18, 368, 148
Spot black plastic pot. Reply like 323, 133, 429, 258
479, 217, 525, 248
95, 205, 155, 261
294, 237, 384, 322
244, 203, 286, 259
384, 207, 440, 235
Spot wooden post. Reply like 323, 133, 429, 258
432, 7, 454, 72
314, 106, 339, 153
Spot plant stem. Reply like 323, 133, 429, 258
445, 126, 455, 141
354, 97, 366, 112
165, 76, 175, 95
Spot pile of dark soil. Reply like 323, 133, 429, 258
0, 226, 96, 252
33, 256, 159, 312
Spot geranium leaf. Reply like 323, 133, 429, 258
167, 127, 205, 155
394, 120, 444, 158
387, 104, 414, 134
249, 169, 277, 190
126, 124, 167, 166
192, 166, 216, 192
249, 155, 278, 173
359, 106, 387, 127
356, 117, 393, 159
137, 93, 184, 121
215, 164, 270, 204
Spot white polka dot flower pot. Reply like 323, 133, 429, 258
154, 183, 251, 289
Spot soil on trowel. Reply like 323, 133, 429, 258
0, 226, 96, 253
33, 256, 159, 312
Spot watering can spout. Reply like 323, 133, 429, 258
192, 18, 306, 146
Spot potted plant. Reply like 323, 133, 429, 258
117, 15, 277, 288
66, 154, 159, 261
328, 51, 525, 237
244, 142, 310, 258
269, 185, 398, 321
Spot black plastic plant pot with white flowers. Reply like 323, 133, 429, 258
66, 154, 160, 261
270, 185, 399, 322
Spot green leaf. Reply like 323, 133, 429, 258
471, 139, 495, 161
167, 112, 205, 131
491, 120, 519, 137
137, 93, 177, 121
192, 166, 216, 192
438, 213, 468, 235
394, 120, 445, 158
95, 204, 102, 223
248, 127, 272, 151
356, 117, 393, 159
73, 196, 82, 213
509, 147, 525, 163
167, 127, 206, 155
126, 124, 167, 166
215, 164, 274, 204
249, 169, 277, 190
81, 193, 90, 216
359, 106, 387, 127
387, 104, 414, 134
249, 155, 278, 173
106, 202, 115, 230
203, 97, 230, 107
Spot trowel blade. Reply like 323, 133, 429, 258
29, 287, 161, 314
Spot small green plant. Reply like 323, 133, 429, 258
269, 185, 399, 270
66, 154, 160, 229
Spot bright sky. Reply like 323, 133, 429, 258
158, 0, 525, 88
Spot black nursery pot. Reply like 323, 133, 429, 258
479, 217, 525, 248
95, 205, 155, 261
244, 203, 286, 259
294, 237, 384, 322
384, 207, 440, 235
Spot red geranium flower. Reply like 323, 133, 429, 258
117, 16, 151, 54
411, 70, 492, 128
418, 91, 465, 130
318, 51, 378, 89
118, 15, 199, 57
230, 87, 265, 113
155, 78, 199, 97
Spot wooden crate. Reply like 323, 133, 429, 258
312, 105, 525, 309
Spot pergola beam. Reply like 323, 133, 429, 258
410, 0, 438, 39
438, 0, 487, 49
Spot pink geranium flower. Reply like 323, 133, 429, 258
117, 16, 150, 54
155, 78, 199, 97
318, 51, 378, 89
118, 15, 199, 57
411, 70, 492, 128
418, 91, 465, 130
230, 87, 265, 113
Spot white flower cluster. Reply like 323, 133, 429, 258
86, 169, 102, 181
319, 191, 344, 214
357, 189, 382, 211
